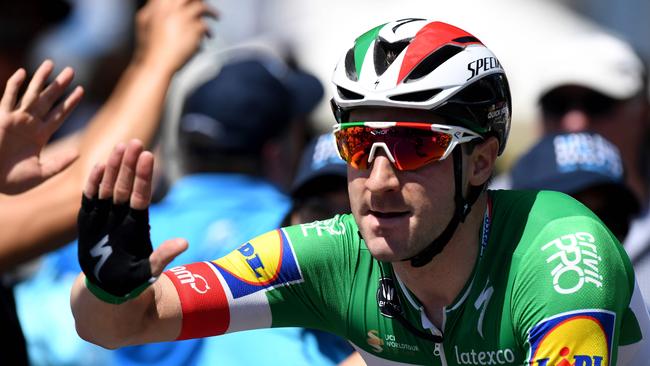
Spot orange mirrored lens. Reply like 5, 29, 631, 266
334, 126, 452, 170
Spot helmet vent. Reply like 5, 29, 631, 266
374, 38, 411, 77
452, 36, 480, 44
345, 47, 358, 81
337, 86, 364, 100
389, 88, 442, 102
404, 45, 462, 83
450, 78, 497, 105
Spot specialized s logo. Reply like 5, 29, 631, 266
212, 229, 303, 298
528, 310, 614, 366
473, 279, 494, 338
90, 235, 111, 282
541, 232, 603, 294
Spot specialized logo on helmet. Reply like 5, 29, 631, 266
541, 231, 603, 294
212, 229, 303, 298
528, 310, 614, 366
487, 103, 509, 121
467, 57, 503, 81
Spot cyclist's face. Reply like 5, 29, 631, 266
346, 108, 458, 261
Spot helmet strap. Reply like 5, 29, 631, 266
406, 147, 483, 267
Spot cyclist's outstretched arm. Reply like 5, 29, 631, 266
0, 0, 216, 271
71, 140, 186, 348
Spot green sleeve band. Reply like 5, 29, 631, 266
85, 277, 152, 305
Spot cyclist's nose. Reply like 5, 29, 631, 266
365, 153, 400, 193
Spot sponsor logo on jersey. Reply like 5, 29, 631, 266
367, 330, 384, 352
212, 229, 303, 299
541, 231, 603, 294
377, 277, 402, 318
473, 279, 494, 339
366, 330, 419, 354
453, 345, 515, 365
163, 262, 230, 339
300, 217, 346, 237
528, 310, 614, 366
168, 265, 211, 294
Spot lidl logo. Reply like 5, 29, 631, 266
211, 229, 303, 298
528, 310, 615, 366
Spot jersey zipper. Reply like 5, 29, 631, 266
438, 343, 448, 366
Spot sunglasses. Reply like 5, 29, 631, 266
540, 90, 619, 117
333, 122, 482, 171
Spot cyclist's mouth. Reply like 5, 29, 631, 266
369, 210, 410, 219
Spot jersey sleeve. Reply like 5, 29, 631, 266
509, 192, 635, 366
162, 214, 359, 341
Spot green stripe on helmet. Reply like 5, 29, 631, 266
354, 23, 386, 78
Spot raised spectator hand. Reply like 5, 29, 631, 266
78, 140, 187, 303
0, 60, 84, 195
134, 0, 218, 73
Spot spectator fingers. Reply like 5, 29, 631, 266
43, 86, 84, 137
0, 68, 26, 111
38, 67, 76, 118
19, 60, 54, 111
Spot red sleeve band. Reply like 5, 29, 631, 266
164, 262, 230, 340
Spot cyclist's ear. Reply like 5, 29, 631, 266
467, 136, 498, 187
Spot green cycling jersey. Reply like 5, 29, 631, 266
164, 190, 650, 365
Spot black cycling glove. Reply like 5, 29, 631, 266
77, 195, 155, 304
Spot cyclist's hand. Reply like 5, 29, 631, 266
134, 0, 218, 73
78, 140, 187, 304
0, 60, 83, 194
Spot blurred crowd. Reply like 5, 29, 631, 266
1, 0, 648, 365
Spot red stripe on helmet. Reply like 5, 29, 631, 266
397, 21, 482, 84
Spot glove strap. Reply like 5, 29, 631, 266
85, 277, 155, 305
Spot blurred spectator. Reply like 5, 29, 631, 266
536, 31, 648, 205
2, 0, 214, 364
284, 133, 350, 225
16, 52, 353, 366
0, 59, 83, 366
280, 132, 354, 363
511, 132, 640, 241
27, 0, 136, 140
529, 30, 650, 306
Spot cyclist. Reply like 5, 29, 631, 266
71, 19, 650, 365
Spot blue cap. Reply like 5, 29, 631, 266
291, 133, 347, 197
511, 132, 628, 193
179, 57, 323, 155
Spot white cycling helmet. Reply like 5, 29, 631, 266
331, 18, 511, 155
